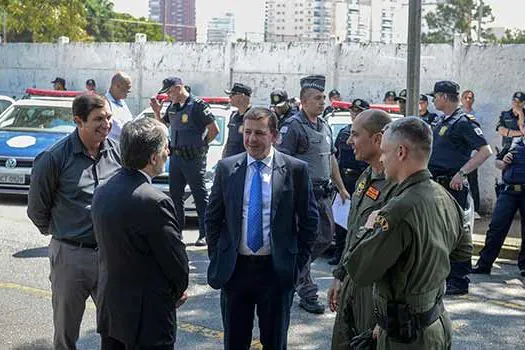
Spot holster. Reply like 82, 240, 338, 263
435, 175, 468, 209
312, 181, 334, 200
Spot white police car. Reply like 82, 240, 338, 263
0, 89, 79, 194
0, 96, 15, 115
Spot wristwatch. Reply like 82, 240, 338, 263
458, 169, 468, 178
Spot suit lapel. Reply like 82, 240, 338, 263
271, 151, 288, 223
230, 156, 247, 242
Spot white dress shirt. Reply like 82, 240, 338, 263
105, 91, 133, 141
239, 148, 274, 255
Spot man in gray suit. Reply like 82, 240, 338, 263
92, 117, 189, 350
206, 107, 319, 349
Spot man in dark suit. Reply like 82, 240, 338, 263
206, 107, 319, 349
92, 117, 189, 350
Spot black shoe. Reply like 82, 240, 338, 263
471, 265, 491, 275
195, 238, 207, 247
327, 254, 341, 265
445, 284, 468, 296
299, 299, 325, 314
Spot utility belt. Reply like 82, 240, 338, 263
340, 167, 363, 176
376, 298, 445, 344
434, 174, 469, 209
312, 180, 334, 200
503, 184, 525, 192
172, 145, 208, 160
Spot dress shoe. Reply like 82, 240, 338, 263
445, 284, 468, 296
299, 299, 325, 314
195, 238, 207, 247
470, 265, 491, 275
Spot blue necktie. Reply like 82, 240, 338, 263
247, 161, 264, 253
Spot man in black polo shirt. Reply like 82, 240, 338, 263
28, 93, 122, 349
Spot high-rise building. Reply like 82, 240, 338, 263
149, 0, 196, 42
207, 12, 235, 43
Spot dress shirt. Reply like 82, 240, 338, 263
240, 148, 274, 255
138, 169, 152, 184
105, 91, 133, 141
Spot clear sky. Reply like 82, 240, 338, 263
112, 0, 525, 41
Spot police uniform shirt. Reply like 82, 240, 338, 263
497, 108, 525, 147
223, 106, 251, 157
334, 124, 367, 172
429, 108, 488, 174
420, 111, 440, 129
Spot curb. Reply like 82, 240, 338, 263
472, 234, 520, 261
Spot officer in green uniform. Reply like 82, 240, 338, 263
328, 109, 397, 349
345, 117, 472, 350
277, 75, 350, 314
395, 89, 407, 116
270, 89, 298, 129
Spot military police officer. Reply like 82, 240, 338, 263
419, 94, 439, 128
346, 117, 472, 350
496, 91, 525, 148
428, 80, 492, 295
222, 83, 252, 158
151, 77, 219, 246
383, 90, 396, 105
323, 89, 341, 118
328, 109, 397, 349
395, 89, 407, 116
270, 89, 298, 128
328, 98, 370, 266
277, 75, 350, 314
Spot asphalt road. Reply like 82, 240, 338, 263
0, 195, 524, 349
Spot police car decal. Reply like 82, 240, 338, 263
6, 135, 37, 148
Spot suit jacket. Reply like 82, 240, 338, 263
92, 168, 189, 346
205, 150, 319, 290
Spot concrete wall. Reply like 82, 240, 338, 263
1, 39, 524, 212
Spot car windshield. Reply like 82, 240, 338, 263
0, 105, 75, 133
0, 100, 13, 114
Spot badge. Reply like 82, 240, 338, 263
438, 126, 448, 136
273, 95, 280, 104
280, 126, 289, 134
374, 215, 389, 232
474, 127, 483, 136
355, 180, 366, 195
181, 114, 189, 124
365, 186, 380, 200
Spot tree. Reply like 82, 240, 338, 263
499, 29, 525, 44
422, 0, 495, 44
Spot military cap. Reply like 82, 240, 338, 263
328, 89, 341, 99
384, 90, 396, 100
270, 89, 288, 107
429, 81, 460, 96
224, 83, 252, 97
419, 94, 429, 102
351, 98, 370, 111
395, 89, 407, 101
158, 76, 184, 94
51, 77, 66, 85
513, 91, 525, 102
300, 75, 326, 92
85, 79, 96, 86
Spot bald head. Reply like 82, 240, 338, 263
355, 109, 392, 135
382, 117, 433, 162
110, 72, 132, 100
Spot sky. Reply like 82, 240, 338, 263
112, 0, 525, 42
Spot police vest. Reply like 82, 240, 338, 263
429, 109, 477, 175
499, 109, 522, 148
289, 113, 332, 183
503, 140, 525, 184
168, 97, 206, 148
223, 110, 246, 158
336, 124, 367, 171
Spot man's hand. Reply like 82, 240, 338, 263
150, 97, 162, 118
449, 173, 465, 191
175, 291, 188, 309
328, 279, 342, 312
503, 152, 514, 165
339, 188, 351, 203
372, 324, 381, 340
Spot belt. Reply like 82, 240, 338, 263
377, 299, 445, 331
505, 184, 525, 192
55, 238, 98, 250
237, 254, 271, 263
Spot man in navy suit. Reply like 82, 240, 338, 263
92, 117, 189, 350
206, 107, 319, 349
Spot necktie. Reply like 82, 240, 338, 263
247, 161, 264, 253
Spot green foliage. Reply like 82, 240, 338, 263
499, 29, 525, 44
422, 0, 495, 44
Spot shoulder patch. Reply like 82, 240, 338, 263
474, 127, 483, 136
374, 215, 389, 232
203, 107, 212, 116
280, 126, 289, 134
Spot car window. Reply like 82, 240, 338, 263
210, 116, 225, 146
0, 106, 75, 133
0, 100, 13, 115
330, 123, 346, 137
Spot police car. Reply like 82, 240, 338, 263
136, 96, 233, 216
0, 89, 80, 194
0, 95, 15, 115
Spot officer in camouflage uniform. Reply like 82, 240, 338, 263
277, 75, 350, 314
346, 117, 472, 350
270, 89, 298, 129
328, 109, 397, 349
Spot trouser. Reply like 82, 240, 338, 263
101, 336, 174, 350
467, 169, 480, 212
220, 256, 294, 350
169, 154, 208, 240
331, 277, 374, 350
49, 238, 98, 350
296, 196, 334, 302
478, 186, 525, 270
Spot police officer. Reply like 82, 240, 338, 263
496, 91, 525, 148
322, 89, 341, 118
328, 109, 397, 349
270, 89, 298, 128
472, 137, 525, 277
151, 77, 219, 247
383, 90, 396, 105
328, 98, 370, 266
419, 94, 439, 128
277, 75, 350, 314
345, 117, 471, 350
428, 80, 492, 295
395, 89, 407, 116
222, 83, 252, 158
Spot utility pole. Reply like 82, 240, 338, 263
477, 0, 483, 42
162, 0, 168, 39
2, 10, 6, 44
406, 0, 421, 117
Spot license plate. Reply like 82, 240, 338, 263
0, 173, 25, 184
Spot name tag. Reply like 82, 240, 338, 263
366, 186, 380, 200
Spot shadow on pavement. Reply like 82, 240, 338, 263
12, 339, 52, 350
12, 246, 48, 258
12, 329, 100, 350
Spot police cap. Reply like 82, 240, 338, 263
351, 98, 370, 111
85, 79, 96, 86
395, 89, 407, 101
384, 90, 396, 100
429, 81, 460, 96
51, 77, 66, 85
513, 91, 525, 103
158, 76, 184, 94
270, 89, 288, 107
300, 75, 326, 92
225, 83, 252, 97
328, 89, 340, 99
419, 94, 429, 102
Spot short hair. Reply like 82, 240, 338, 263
300, 87, 320, 100
383, 117, 433, 161
111, 71, 131, 86
243, 107, 278, 133
444, 93, 459, 103
358, 109, 392, 135
461, 90, 474, 98
72, 93, 107, 122
120, 117, 168, 170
